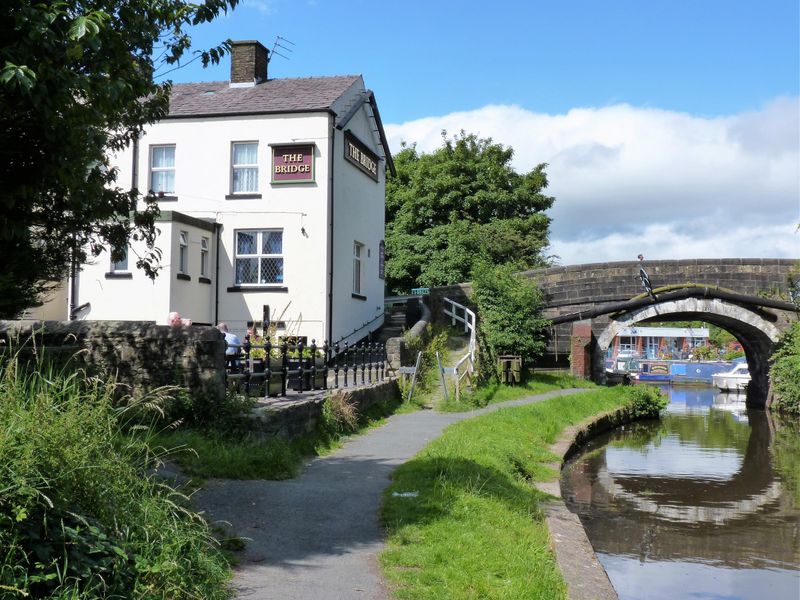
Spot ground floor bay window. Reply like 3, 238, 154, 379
235, 229, 284, 285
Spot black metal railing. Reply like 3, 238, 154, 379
225, 338, 387, 397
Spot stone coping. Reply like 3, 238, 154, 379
535, 407, 641, 600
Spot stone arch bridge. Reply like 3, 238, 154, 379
431, 258, 797, 407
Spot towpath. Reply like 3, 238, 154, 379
194, 389, 584, 600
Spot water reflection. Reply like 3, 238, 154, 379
561, 385, 800, 600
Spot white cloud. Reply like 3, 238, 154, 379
385, 98, 800, 265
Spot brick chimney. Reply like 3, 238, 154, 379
230, 40, 269, 87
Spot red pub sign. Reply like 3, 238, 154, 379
271, 144, 315, 183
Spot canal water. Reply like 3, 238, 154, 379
561, 385, 800, 600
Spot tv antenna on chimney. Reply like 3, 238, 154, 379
270, 36, 295, 62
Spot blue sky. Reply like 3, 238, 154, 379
169, 1, 800, 263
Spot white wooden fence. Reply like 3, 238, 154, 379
442, 297, 476, 402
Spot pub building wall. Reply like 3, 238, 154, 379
331, 105, 386, 345
79, 81, 387, 345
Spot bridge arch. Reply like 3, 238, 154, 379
595, 298, 781, 405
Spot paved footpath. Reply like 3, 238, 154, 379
194, 389, 584, 600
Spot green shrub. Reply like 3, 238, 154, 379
770, 322, 800, 415
471, 261, 550, 380
0, 359, 230, 599
623, 385, 668, 419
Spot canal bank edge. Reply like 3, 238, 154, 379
537, 406, 650, 600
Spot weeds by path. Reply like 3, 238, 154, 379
0, 360, 230, 599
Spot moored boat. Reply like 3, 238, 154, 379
712, 363, 750, 391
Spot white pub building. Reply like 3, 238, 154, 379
43, 40, 395, 346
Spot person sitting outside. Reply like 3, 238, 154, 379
217, 322, 242, 371
168, 311, 192, 327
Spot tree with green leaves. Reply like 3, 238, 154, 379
0, 0, 237, 318
385, 131, 554, 294
471, 261, 550, 376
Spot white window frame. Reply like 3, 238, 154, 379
111, 246, 129, 272
231, 141, 259, 194
234, 229, 284, 286
149, 145, 176, 195
200, 237, 209, 277
178, 231, 188, 274
353, 241, 364, 295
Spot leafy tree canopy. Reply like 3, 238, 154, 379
385, 131, 554, 294
0, 0, 237, 318
471, 261, 550, 370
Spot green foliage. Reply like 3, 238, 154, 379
771, 417, 800, 505
385, 131, 554, 294
0, 360, 230, 598
399, 325, 450, 408
0, 0, 237, 317
723, 349, 746, 361
442, 371, 596, 411
380, 387, 630, 599
623, 385, 668, 419
692, 345, 715, 360
471, 261, 550, 370
769, 321, 800, 414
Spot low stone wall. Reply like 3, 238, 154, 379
247, 379, 401, 439
0, 320, 225, 403
385, 299, 432, 371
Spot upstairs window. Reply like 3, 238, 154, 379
232, 142, 259, 193
178, 231, 188, 273
200, 237, 209, 277
235, 230, 283, 285
111, 246, 128, 272
150, 145, 175, 195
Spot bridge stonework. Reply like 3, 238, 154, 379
430, 258, 797, 407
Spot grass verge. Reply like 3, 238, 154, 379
0, 360, 231, 599
440, 371, 596, 412
380, 386, 630, 600
152, 391, 405, 480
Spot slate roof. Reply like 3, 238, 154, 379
166, 75, 362, 118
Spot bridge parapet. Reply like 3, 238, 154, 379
528, 258, 795, 312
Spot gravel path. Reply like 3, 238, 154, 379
194, 389, 584, 600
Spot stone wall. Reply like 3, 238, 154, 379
385, 299, 432, 371
247, 380, 401, 439
0, 320, 226, 403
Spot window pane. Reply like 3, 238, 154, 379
152, 170, 175, 194
262, 231, 282, 254
237, 231, 257, 255
112, 247, 128, 271
233, 143, 257, 165
260, 258, 284, 284
235, 258, 258, 284
152, 146, 175, 168
233, 167, 258, 192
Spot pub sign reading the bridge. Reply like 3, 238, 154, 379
271, 144, 315, 184
344, 131, 379, 181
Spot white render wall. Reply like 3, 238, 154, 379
330, 103, 386, 345
72, 217, 216, 324
108, 88, 388, 343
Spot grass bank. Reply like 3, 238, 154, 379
380, 386, 632, 600
440, 371, 596, 412
152, 391, 404, 480
0, 361, 231, 599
